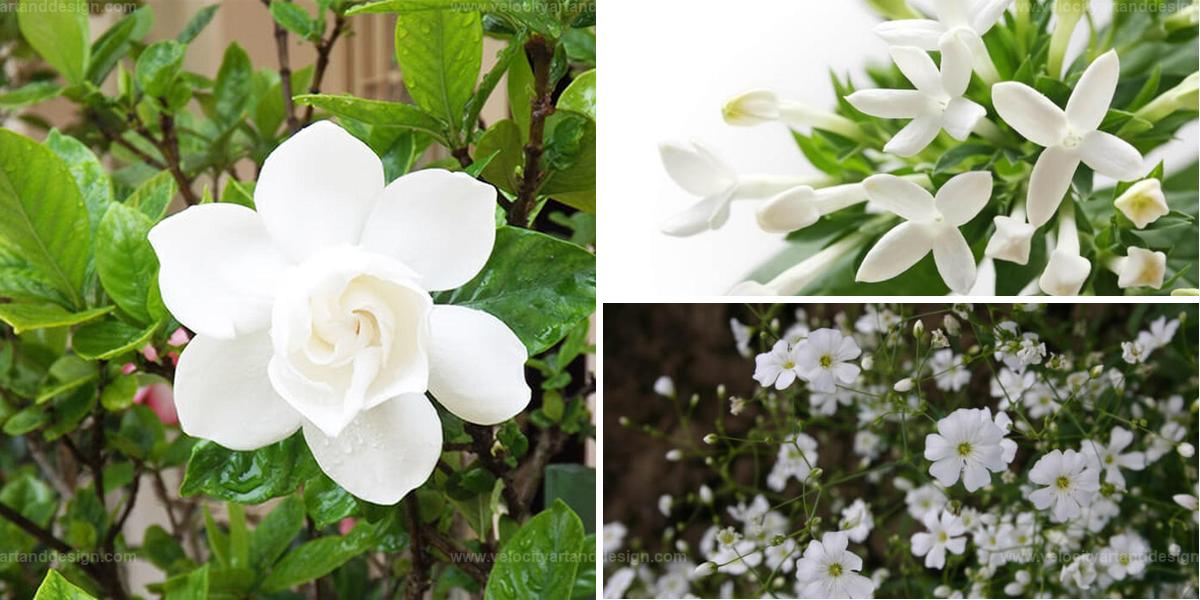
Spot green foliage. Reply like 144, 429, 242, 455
180, 433, 319, 504
34, 569, 95, 600
17, 0, 90, 85
485, 500, 587, 600
393, 7, 482, 140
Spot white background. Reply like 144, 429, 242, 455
597, 0, 1199, 298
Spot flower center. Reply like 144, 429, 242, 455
819, 355, 832, 368
783, 360, 796, 369
1104, 454, 1114, 464
828, 562, 843, 577
957, 442, 973, 457
1062, 132, 1082, 149
938, 531, 948, 542
1055, 476, 1071, 490
1118, 555, 1130, 566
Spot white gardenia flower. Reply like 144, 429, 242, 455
1060, 553, 1099, 589
840, 498, 875, 543
795, 328, 863, 393
911, 509, 967, 569
874, 0, 1014, 82
659, 140, 830, 236
1114, 178, 1170, 229
1082, 426, 1146, 488
993, 50, 1146, 227
855, 172, 992, 294
795, 531, 875, 598
1107, 246, 1167, 290
1098, 532, 1149, 580
924, 407, 1014, 491
847, 36, 985, 156
1027, 449, 1101, 522
754, 340, 804, 390
149, 122, 529, 505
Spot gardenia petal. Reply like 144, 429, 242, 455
856, 222, 935, 283
1079, 131, 1144, 181
992, 82, 1068, 147
863, 175, 937, 222
359, 169, 496, 292
885, 115, 943, 157
874, 19, 944, 49
932, 227, 977, 294
254, 121, 385, 262
1027, 145, 1080, 227
659, 141, 735, 197
845, 89, 930, 119
303, 393, 442, 505
891, 45, 944, 95
173, 332, 301, 451
427, 305, 530, 425
935, 171, 992, 226
1065, 50, 1119, 133
941, 97, 987, 140
148, 203, 290, 340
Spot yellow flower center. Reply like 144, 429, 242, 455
819, 355, 832, 368
783, 360, 795, 369
1055, 476, 1071, 490
957, 442, 972, 457
938, 531, 948, 542
828, 563, 843, 577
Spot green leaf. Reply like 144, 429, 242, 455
142, 524, 196, 575
293, 94, 447, 139
270, 1, 319, 40
45, 130, 114, 235
124, 170, 177, 221
72, 318, 157, 360
543, 464, 594, 533
178, 5, 220, 44
462, 36, 525, 133
109, 404, 165, 459
180, 433, 320, 504
540, 111, 595, 212
136, 40, 187, 98
557, 70, 595, 120
304, 474, 359, 528
0, 304, 112, 334
437, 227, 594, 355
96, 203, 159, 324
475, 119, 523, 193
261, 520, 386, 592
393, 8, 482, 135
0, 81, 63, 109
214, 43, 252, 124
222, 179, 255, 209
570, 534, 595, 600
0, 246, 70, 306
99, 373, 138, 411
34, 569, 96, 600
507, 49, 534, 136
3, 405, 50, 435
251, 495, 305, 571
485, 499, 585, 600
0, 130, 92, 307
163, 564, 208, 600
18, 0, 90, 85
227, 502, 249, 569
88, 6, 153, 85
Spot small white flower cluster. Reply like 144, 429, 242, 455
753, 328, 863, 393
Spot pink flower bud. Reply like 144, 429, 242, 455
121, 362, 137, 375
168, 327, 191, 347
338, 518, 356, 536
141, 343, 160, 363
134, 383, 178, 426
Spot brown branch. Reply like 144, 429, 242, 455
419, 524, 490, 585
157, 114, 200, 205
151, 470, 181, 537
301, 13, 348, 125
102, 466, 141, 551
262, 0, 300, 133
403, 498, 431, 600
464, 423, 524, 520
26, 437, 74, 500
0, 500, 74, 553
0, 501, 128, 599
511, 427, 569, 512
508, 36, 556, 227
92, 112, 166, 170
451, 146, 474, 169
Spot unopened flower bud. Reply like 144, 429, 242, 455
808, 467, 824, 480
1178, 442, 1195, 458
1114, 179, 1169, 229
894, 378, 914, 392
912, 319, 925, 339
694, 562, 716, 578
942, 314, 961, 336
665, 449, 683, 462
703, 433, 719, 445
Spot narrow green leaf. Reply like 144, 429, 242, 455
96, 203, 159, 324
177, 5, 220, 44
135, 40, 187, 98
0, 130, 92, 307
0, 81, 63, 109
261, 520, 385, 592
72, 318, 157, 360
294, 94, 447, 139
0, 303, 112, 334
251, 495, 305, 570
124, 170, 177, 221
393, 8, 482, 134
227, 502, 249, 570
463, 36, 525, 133
214, 43, 252, 124
88, 6, 153, 85
18, 0, 90, 85
507, 49, 534, 136
269, 1, 318, 40
163, 564, 208, 600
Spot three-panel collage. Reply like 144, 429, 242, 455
0, 0, 1195, 599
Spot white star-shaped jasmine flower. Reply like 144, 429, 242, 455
984, 200, 1036, 264
846, 36, 985, 157
924, 407, 1014, 491
659, 140, 831, 236
993, 50, 1146, 227
1113, 178, 1170, 229
1107, 246, 1167, 290
1038, 201, 1091, 296
855, 171, 992, 293
874, 0, 1014, 82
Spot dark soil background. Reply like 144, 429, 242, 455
602, 303, 1194, 554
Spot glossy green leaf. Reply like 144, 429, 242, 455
438, 227, 594, 355
18, 0, 90, 85
214, 43, 252, 124
33, 569, 96, 600
393, 8, 482, 134
180, 433, 320, 504
484, 499, 585, 600
0, 81, 63, 110
177, 4, 219, 44
261, 519, 386, 592
544, 464, 594, 533
250, 495, 305, 571
96, 202, 159, 324
0, 246, 70, 307
163, 564, 208, 600
124, 170, 177, 221
45, 130, 114, 234
0, 304, 112, 334
557, 70, 595, 120
0, 130, 92, 307
88, 6, 153, 85
304, 473, 358, 528
72, 318, 157, 360
98, 372, 138, 417
294, 94, 447, 139
570, 533, 596, 600
475, 119, 523, 193
269, 1, 319, 40
540, 112, 596, 212
136, 40, 187, 98
142, 525, 196, 575
507, 49, 534, 136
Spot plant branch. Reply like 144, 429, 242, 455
102, 465, 142, 551
263, 0, 300, 133
301, 13, 348, 125
403, 498, 431, 600
26, 437, 74, 500
508, 35, 556, 227
418, 523, 490, 585
148, 113, 200, 206
0, 501, 127, 599
464, 423, 523, 519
